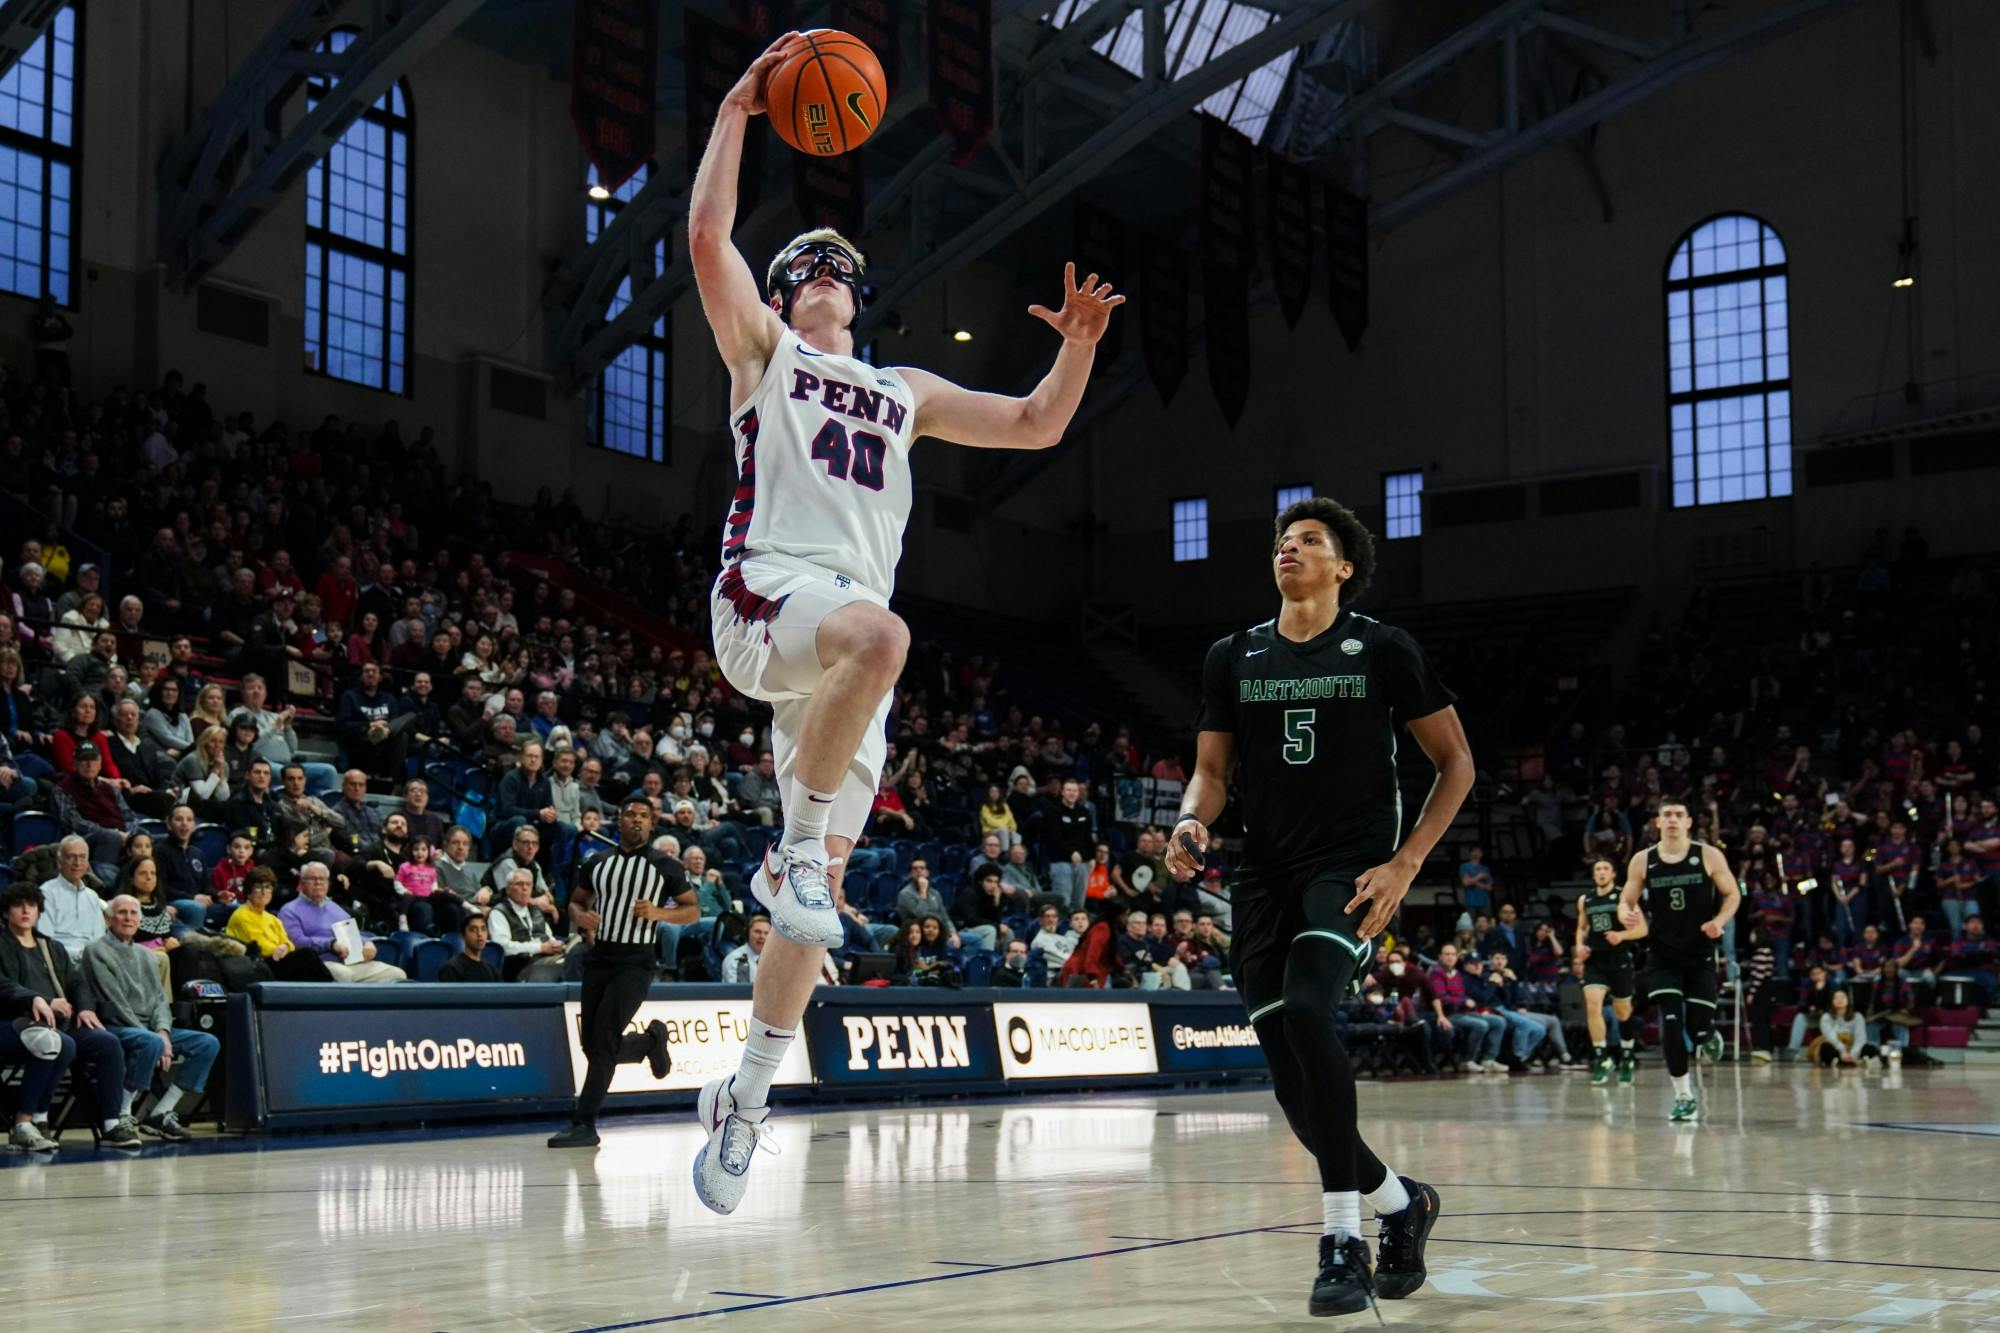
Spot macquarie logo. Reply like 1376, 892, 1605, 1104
992, 1002, 1159, 1079
842, 1013, 972, 1072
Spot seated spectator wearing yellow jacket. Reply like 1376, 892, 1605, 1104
225, 868, 335, 981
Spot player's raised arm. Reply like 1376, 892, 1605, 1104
687, 33, 802, 394
900, 263, 1125, 450
1701, 842, 1741, 934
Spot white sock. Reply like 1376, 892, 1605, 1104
102, 1119, 120, 1133
1364, 1171, 1410, 1217
154, 1086, 186, 1117
781, 780, 837, 852
1671, 1074, 1692, 1098
733, 1022, 796, 1110
1322, 1190, 1362, 1239
120, 1089, 137, 1116
31, 1112, 47, 1125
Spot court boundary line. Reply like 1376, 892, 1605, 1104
557, 1222, 1303, 1330
554, 1213, 2000, 1331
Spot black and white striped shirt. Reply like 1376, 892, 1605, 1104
581, 844, 690, 949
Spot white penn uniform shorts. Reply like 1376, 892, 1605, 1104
710, 551, 891, 844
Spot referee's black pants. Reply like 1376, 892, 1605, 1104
573, 946, 655, 1129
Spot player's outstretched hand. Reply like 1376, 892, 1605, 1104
1700, 918, 1724, 939
1028, 262, 1126, 344
1345, 856, 1419, 941
1165, 818, 1207, 881
725, 31, 806, 116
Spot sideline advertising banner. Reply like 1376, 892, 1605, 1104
1149, 1001, 1264, 1073
806, 995, 1002, 1086
564, 998, 814, 1097
259, 1004, 572, 1114
990, 1001, 1158, 1080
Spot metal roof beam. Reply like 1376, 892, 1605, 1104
0, 0, 64, 84
156, 0, 482, 289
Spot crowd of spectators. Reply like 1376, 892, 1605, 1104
4, 359, 1997, 1146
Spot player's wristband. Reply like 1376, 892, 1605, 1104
1174, 812, 1202, 827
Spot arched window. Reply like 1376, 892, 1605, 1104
0, 4, 78, 304
305, 30, 411, 393
585, 164, 669, 463
1665, 214, 1791, 506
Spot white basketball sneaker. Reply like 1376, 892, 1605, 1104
692, 1076, 775, 1215
752, 841, 844, 948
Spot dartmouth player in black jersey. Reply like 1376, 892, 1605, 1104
1618, 799, 1740, 1123
1166, 496, 1473, 1319
1574, 855, 1647, 1085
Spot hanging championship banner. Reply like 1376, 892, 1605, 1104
832, 0, 900, 99
1326, 185, 1369, 351
1141, 233, 1188, 407
795, 149, 866, 236
729, 0, 797, 43
929, 0, 993, 166
1201, 121, 1254, 427
1266, 152, 1313, 330
1074, 199, 1126, 371
570, 0, 659, 193
684, 10, 761, 213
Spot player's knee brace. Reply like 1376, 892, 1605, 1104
1685, 1001, 1715, 1039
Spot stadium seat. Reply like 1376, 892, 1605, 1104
369, 937, 404, 969
137, 818, 168, 840
409, 939, 452, 981
192, 823, 229, 868
481, 942, 506, 973
11, 813, 58, 852
962, 951, 995, 986
391, 929, 429, 960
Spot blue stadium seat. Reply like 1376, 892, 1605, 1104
369, 937, 404, 969
192, 823, 229, 868
137, 818, 169, 841
481, 942, 506, 973
916, 841, 943, 870
391, 929, 429, 960
889, 840, 915, 873
962, 951, 994, 986
409, 939, 452, 981
11, 813, 58, 852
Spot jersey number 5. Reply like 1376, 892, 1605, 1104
809, 419, 887, 492
1282, 708, 1315, 765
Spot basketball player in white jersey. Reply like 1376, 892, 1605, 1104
685, 32, 1123, 1214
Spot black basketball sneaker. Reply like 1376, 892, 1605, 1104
1374, 1177, 1441, 1299
1309, 1232, 1379, 1319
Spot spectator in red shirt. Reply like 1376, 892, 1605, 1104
870, 774, 916, 836
50, 693, 120, 779
1748, 871, 1795, 979
1946, 916, 1996, 1007
257, 548, 307, 600
315, 554, 358, 631
1827, 837, 1869, 951
1935, 839, 1980, 940
1963, 798, 2000, 891
1892, 916, 1938, 985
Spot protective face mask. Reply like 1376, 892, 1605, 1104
740, 732, 755, 746
698, 722, 714, 737
1389, 962, 1406, 976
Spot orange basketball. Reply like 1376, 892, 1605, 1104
765, 30, 887, 157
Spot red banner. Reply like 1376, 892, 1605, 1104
1201, 121, 1254, 426
795, 150, 866, 237
832, 0, 900, 99
1266, 152, 1313, 330
684, 10, 761, 213
929, 0, 993, 166
1326, 185, 1369, 351
1141, 234, 1188, 407
570, 0, 659, 193
1074, 199, 1126, 372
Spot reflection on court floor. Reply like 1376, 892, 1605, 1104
2, 1068, 1996, 1331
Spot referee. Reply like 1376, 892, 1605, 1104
548, 798, 696, 1148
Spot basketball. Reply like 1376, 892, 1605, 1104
765, 30, 887, 157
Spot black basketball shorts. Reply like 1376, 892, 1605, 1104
1231, 862, 1374, 1024
1581, 949, 1635, 1002
1644, 944, 1720, 1010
